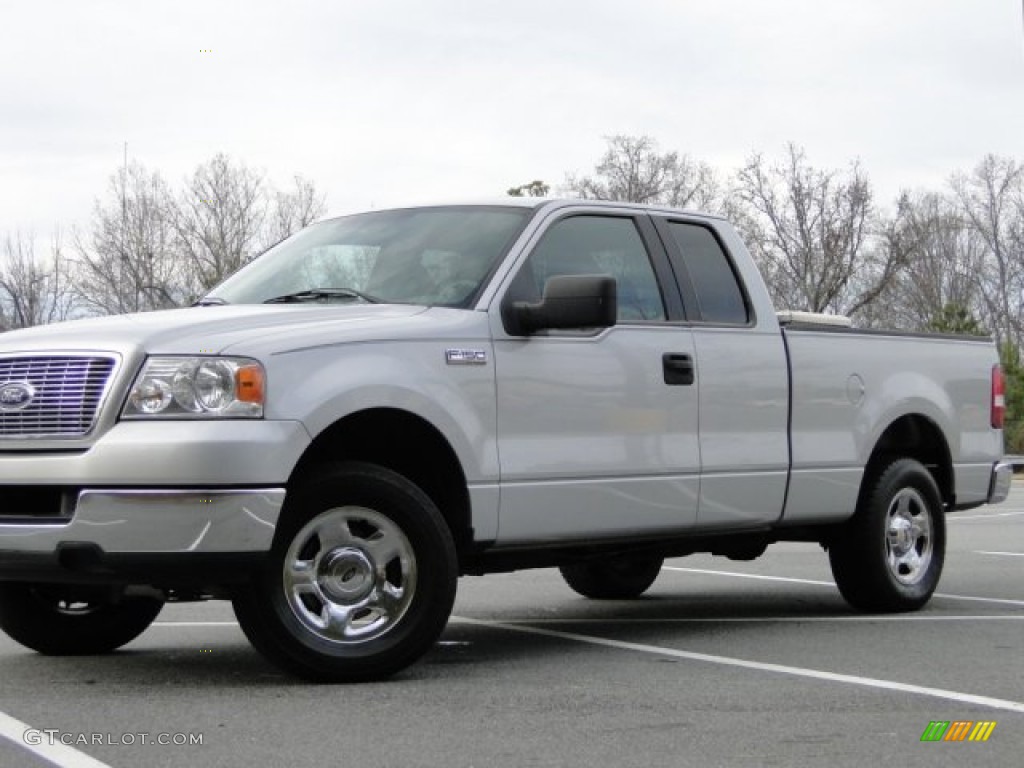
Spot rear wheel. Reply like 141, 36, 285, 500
560, 555, 664, 599
0, 584, 164, 655
232, 462, 458, 682
829, 458, 945, 612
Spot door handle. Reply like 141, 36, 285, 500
662, 353, 695, 386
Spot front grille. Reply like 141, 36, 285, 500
0, 356, 117, 438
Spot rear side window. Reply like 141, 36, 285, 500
666, 222, 749, 324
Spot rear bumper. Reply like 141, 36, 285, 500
987, 461, 1013, 504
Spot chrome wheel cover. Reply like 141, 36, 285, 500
283, 506, 417, 644
884, 488, 934, 586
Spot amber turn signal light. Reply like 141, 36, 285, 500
236, 364, 265, 404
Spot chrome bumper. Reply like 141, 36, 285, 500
987, 461, 1013, 505
0, 488, 285, 554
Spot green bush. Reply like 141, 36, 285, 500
1000, 343, 1024, 455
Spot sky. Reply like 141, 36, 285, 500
1, 0, 1023, 244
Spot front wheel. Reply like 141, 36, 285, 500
560, 554, 664, 599
232, 462, 458, 682
0, 584, 164, 654
829, 458, 946, 612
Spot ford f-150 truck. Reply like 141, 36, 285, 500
0, 199, 1011, 681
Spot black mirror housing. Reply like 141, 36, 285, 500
506, 274, 617, 335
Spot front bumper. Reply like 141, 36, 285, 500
0, 488, 285, 585
988, 460, 1014, 504
0, 488, 285, 554
0, 420, 310, 486
0, 419, 307, 582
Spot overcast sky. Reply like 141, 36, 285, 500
2, 0, 1023, 242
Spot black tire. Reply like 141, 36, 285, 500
232, 461, 458, 683
829, 458, 946, 612
0, 584, 164, 655
559, 555, 664, 599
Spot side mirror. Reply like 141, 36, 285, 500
504, 274, 617, 335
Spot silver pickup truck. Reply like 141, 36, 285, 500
0, 199, 1011, 681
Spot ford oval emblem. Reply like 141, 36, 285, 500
0, 381, 36, 411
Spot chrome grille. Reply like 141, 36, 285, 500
0, 356, 116, 438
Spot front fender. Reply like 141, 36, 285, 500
265, 340, 498, 487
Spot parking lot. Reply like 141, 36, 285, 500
1, 488, 1021, 768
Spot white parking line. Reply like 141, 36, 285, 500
974, 551, 1024, 557
931, 593, 1024, 607
663, 566, 1024, 607
949, 510, 1024, 520
494, 615, 1024, 623
663, 566, 833, 586
454, 616, 1024, 714
0, 711, 112, 768
151, 621, 238, 628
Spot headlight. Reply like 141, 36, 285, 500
122, 356, 265, 418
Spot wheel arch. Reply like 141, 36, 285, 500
287, 408, 473, 559
860, 414, 954, 508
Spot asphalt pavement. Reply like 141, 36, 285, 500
1, 488, 1021, 768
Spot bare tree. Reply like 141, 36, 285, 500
172, 153, 267, 291
0, 231, 76, 329
564, 135, 720, 211
73, 163, 186, 315
71, 155, 329, 317
732, 144, 898, 316
873, 191, 986, 331
264, 174, 327, 247
951, 154, 1024, 347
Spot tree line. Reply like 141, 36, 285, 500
516, 136, 1021, 346
4, 138, 1024, 446
530, 136, 1024, 449
0, 153, 325, 328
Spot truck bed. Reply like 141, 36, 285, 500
781, 325, 1000, 523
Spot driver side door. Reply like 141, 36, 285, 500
490, 209, 700, 545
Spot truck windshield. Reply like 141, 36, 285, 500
206, 206, 530, 308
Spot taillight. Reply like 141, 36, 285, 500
992, 364, 1006, 429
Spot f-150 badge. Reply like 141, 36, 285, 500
445, 349, 488, 365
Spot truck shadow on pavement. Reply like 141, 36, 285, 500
0, 587, 862, 687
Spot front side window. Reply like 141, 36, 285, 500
208, 207, 530, 307
510, 215, 666, 323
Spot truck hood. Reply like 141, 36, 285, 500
0, 304, 433, 356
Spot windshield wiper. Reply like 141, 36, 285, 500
263, 288, 383, 305
193, 296, 229, 306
